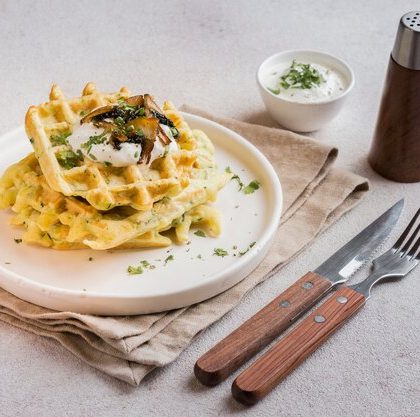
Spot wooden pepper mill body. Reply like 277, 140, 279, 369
368, 11, 420, 183
368, 56, 420, 182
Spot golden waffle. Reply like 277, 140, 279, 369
25, 83, 199, 211
0, 153, 229, 250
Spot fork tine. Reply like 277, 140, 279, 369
393, 208, 420, 252
401, 223, 420, 255
408, 232, 420, 259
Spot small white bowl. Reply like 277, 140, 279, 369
257, 50, 355, 132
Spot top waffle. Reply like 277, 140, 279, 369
25, 83, 200, 211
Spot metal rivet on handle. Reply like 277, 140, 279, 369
280, 300, 290, 308
302, 281, 313, 289
337, 296, 348, 304
314, 315, 326, 323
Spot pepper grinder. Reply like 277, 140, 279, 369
368, 11, 420, 182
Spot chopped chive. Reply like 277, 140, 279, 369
50, 132, 71, 146
164, 255, 174, 265
127, 265, 143, 275
239, 241, 256, 256
243, 180, 260, 194
213, 248, 228, 257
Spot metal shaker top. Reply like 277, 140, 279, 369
392, 11, 420, 70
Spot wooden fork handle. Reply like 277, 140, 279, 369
232, 286, 366, 405
194, 272, 333, 386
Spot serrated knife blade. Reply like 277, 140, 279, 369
315, 198, 404, 283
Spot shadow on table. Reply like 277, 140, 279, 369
185, 374, 249, 414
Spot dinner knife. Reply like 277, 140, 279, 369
194, 199, 404, 386
232, 203, 418, 405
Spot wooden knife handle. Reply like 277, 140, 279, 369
232, 286, 366, 405
194, 272, 333, 386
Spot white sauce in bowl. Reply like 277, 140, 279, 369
68, 123, 178, 167
265, 61, 346, 103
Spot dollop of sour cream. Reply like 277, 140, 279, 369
68, 123, 179, 167
265, 61, 346, 103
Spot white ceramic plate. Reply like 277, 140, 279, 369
0, 113, 282, 315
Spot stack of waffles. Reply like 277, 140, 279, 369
0, 83, 230, 250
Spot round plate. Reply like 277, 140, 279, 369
0, 113, 282, 315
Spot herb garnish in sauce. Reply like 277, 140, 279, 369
194, 230, 206, 237
269, 60, 326, 95
81, 132, 108, 154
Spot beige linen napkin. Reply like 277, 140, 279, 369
0, 107, 369, 385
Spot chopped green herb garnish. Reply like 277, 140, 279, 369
225, 167, 244, 191
239, 241, 256, 256
213, 248, 228, 257
80, 110, 89, 117
127, 265, 143, 275
14, 238, 22, 244
243, 180, 260, 194
88, 153, 97, 160
164, 255, 174, 265
103, 161, 112, 167
134, 151, 139, 159
81, 132, 107, 154
56, 150, 83, 169
114, 116, 125, 127
267, 87, 281, 95
50, 132, 71, 146
232, 245, 238, 250
194, 230, 206, 238
271, 60, 326, 94
140, 260, 155, 270
197, 254, 202, 260
170, 127, 179, 138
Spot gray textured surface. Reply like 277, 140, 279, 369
0, 1, 419, 416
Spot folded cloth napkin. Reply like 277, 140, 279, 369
0, 107, 369, 385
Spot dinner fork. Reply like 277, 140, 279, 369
232, 208, 420, 405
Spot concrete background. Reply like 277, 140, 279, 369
0, 1, 419, 416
